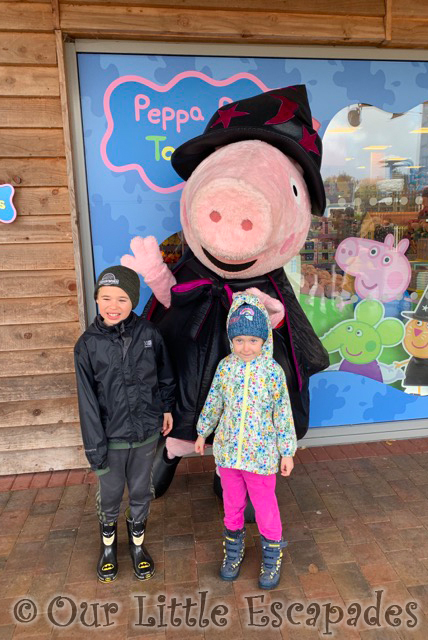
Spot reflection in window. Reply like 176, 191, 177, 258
301, 102, 428, 302
159, 232, 187, 268
300, 102, 428, 394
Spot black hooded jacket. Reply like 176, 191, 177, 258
74, 312, 175, 472
144, 249, 329, 442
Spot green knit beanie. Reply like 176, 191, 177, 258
94, 265, 140, 309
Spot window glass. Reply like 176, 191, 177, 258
302, 102, 428, 404
76, 51, 428, 429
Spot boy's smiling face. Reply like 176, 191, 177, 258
232, 335, 264, 362
96, 286, 132, 326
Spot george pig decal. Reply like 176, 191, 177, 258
335, 234, 411, 304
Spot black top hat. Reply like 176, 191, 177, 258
171, 85, 326, 216
402, 285, 428, 321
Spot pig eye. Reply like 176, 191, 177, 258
356, 329, 363, 337
369, 247, 378, 257
382, 255, 391, 265
346, 325, 353, 332
289, 178, 301, 204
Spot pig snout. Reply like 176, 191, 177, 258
189, 179, 272, 258
208, 210, 253, 231
336, 238, 359, 263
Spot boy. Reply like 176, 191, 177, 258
195, 293, 296, 589
74, 265, 175, 583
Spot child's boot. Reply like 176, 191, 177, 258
126, 510, 155, 580
220, 527, 245, 581
97, 521, 118, 583
258, 536, 288, 590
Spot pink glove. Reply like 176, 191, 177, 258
121, 236, 176, 308
244, 287, 285, 328
166, 437, 198, 458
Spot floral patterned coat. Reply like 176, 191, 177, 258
196, 293, 297, 475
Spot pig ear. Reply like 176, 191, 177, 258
384, 234, 395, 249
397, 238, 410, 254
312, 117, 321, 132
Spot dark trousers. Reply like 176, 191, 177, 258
96, 438, 157, 523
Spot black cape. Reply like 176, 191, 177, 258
143, 249, 329, 441
404, 356, 428, 387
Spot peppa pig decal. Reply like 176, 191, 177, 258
321, 299, 404, 384
335, 234, 411, 304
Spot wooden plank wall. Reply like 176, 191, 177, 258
0, 1, 86, 474
0, 0, 428, 476
56, 0, 428, 48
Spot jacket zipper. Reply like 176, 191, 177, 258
236, 362, 250, 467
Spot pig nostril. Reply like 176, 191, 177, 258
209, 211, 221, 223
241, 219, 253, 231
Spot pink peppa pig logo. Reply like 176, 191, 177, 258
335, 234, 411, 303
100, 72, 271, 194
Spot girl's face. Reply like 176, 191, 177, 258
232, 335, 264, 362
96, 286, 132, 326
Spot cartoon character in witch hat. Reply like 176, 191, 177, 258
121, 85, 329, 499
395, 285, 428, 395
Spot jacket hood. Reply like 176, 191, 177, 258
227, 292, 273, 359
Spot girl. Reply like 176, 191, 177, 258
195, 292, 297, 590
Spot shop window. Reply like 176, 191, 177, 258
301, 102, 428, 400
73, 49, 428, 430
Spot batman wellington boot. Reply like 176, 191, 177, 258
126, 511, 155, 580
97, 521, 118, 583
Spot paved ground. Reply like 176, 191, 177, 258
3, 441, 428, 638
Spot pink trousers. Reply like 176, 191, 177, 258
218, 466, 282, 540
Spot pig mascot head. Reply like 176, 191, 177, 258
172, 85, 325, 278
121, 85, 329, 503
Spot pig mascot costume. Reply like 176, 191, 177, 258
122, 85, 329, 502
